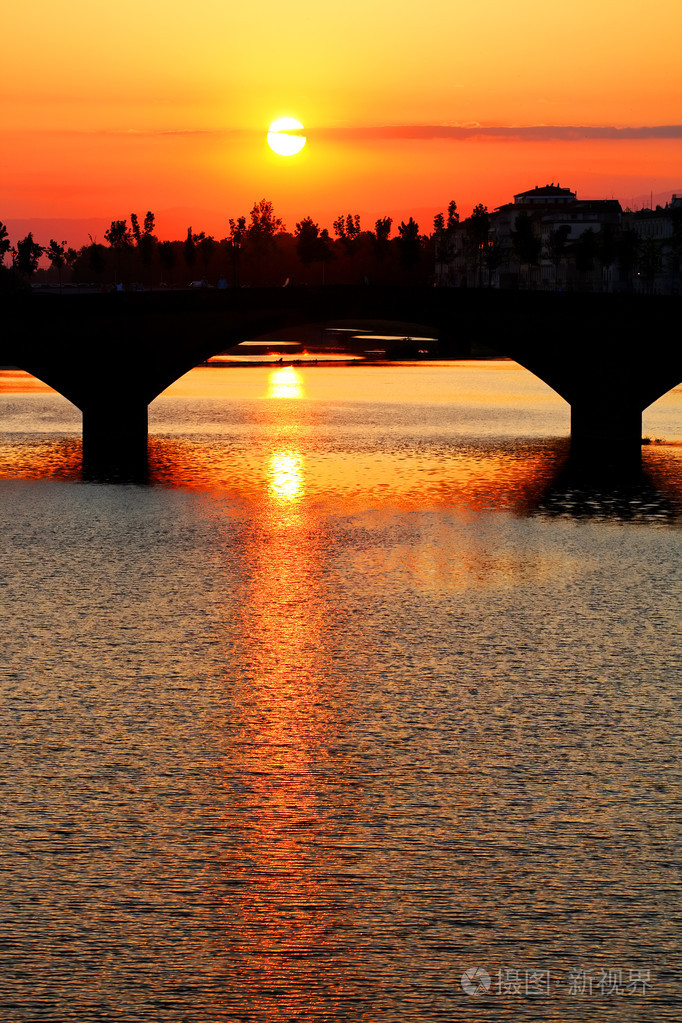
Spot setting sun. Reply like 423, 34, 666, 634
267, 118, 306, 157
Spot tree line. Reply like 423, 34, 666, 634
0, 200, 445, 291
1, 196, 678, 292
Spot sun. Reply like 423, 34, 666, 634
267, 118, 306, 156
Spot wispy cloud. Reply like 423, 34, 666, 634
315, 124, 682, 142
31, 124, 682, 142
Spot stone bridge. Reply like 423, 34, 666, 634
2, 287, 680, 478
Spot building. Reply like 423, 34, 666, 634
435, 184, 624, 291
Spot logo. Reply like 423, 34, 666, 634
461, 966, 491, 996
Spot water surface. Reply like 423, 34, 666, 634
1, 362, 680, 1021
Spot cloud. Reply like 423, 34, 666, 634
36, 124, 682, 143
314, 124, 682, 142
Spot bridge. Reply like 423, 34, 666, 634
2, 287, 680, 479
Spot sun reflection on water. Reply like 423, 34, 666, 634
267, 366, 304, 400
268, 450, 304, 503
205, 360, 358, 1018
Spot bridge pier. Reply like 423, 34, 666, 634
81, 402, 149, 481
570, 400, 642, 474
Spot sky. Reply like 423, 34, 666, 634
2, 0, 682, 245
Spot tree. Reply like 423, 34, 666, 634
45, 239, 69, 290
317, 228, 334, 283
130, 211, 157, 279
373, 216, 392, 259
0, 222, 10, 265
105, 219, 133, 283
374, 217, 392, 243
295, 217, 333, 281
333, 213, 361, 253
397, 217, 422, 268
464, 204, 490, 285
483, 240, 504, 287
547, 225, 570, 287
434, 202, 459, 262
248, 199, 284, 246
158, 241, 176, 284
88, 241, 107, 280
184, 227, 197, 269
198, 234, 215, 271
15, 233, 43, 279
637, 236, 663, 293
596, 224, 617, 291
433, 213, 449, 262
105, 219, 132, 249
295, 216, 321, 265
670, 203, 682, 276
227, 217, 246, 286
228, 216, 247, 245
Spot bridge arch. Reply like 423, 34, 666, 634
0, 366, 82, 479
2, 287, 680, 478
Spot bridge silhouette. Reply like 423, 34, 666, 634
2, 287, 680, 479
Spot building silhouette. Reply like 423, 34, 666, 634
435, 185, 681, 293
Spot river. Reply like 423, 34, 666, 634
1, 360, 680, 1022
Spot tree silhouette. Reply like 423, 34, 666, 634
333, 214, 362, 256
670, 203, 682, 275
637, 236, 662, 293
447, 200, 459, 230
105, 219, 133, 283
227, 217, 246, 286
88, 241, 107, 280
248, 200, 284, 247
198, 234, 215, 271
45, 239, 70, 290
0, 222, 10, 265
105, 219, 132, 249
434, 201, 459, 263
372, 216, 392, 260
184, 227, 197, 269
228, 216, 247, 245
397, 217, 421, 268
158, 241, 176, 285
596, 225, 617, 291
295, 218, 333, 281
547, 225, 570, 287
464, 204, 490, 285
295, 217, 321, 265
129, 212, 156, 283
615, 228, 637, 290
16, 233, 43, 279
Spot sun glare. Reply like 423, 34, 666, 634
268, 451, 304, 502
267, 367, 304, 399
267, 118, 306, 156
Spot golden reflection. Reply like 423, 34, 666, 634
202, 361, 363, 1019
0, 370, 56, 394
268, 450, 304, 503
0, 439, 83, 481
207, 501, 355, 1018
267, 366, 304, 399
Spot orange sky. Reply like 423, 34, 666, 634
3, 0, 681, 244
